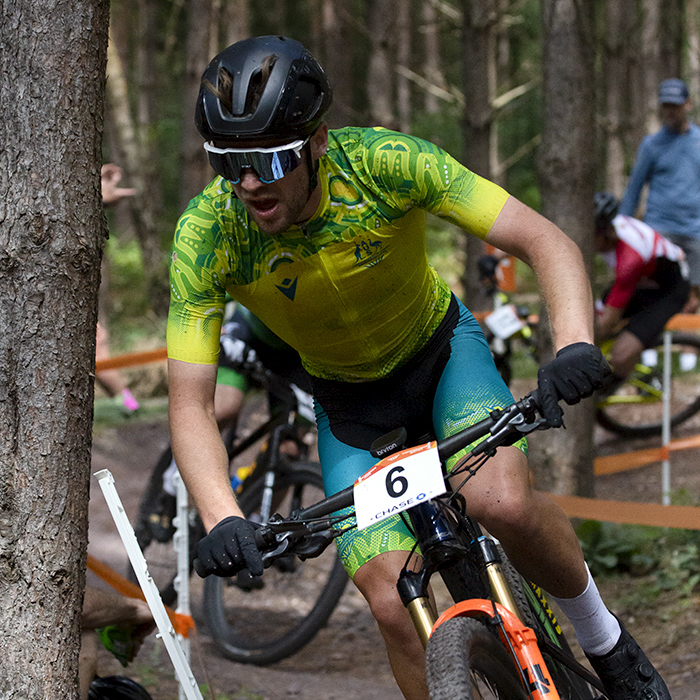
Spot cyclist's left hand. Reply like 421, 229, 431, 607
537, 342, 611, 427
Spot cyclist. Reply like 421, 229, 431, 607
166, 36, 669, 700
594, 191, 690, 381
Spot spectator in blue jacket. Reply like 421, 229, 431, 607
620, 78, 700, 311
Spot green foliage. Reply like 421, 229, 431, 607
103, 236, 166, 351
576, 511, 700, 598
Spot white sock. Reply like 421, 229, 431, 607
550, 566, 621, 657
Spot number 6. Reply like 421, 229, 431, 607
386, 466, 409, 498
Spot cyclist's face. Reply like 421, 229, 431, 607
226, 125, 328, 235
659, 101, 690, 133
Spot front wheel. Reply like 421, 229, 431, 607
596, 331, 700, 438
202, 465, 349, 665
426, 616, 529, 699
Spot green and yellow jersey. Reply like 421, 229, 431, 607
167, 126, 509, 381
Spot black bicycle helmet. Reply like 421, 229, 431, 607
195, 36, 332, 144
594, 191, 620, 229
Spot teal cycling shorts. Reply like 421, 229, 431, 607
312, 295, 526, 577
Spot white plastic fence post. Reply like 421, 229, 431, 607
662, 330, 672, 505
94, 469, 204, 700
174, 470, 191, 700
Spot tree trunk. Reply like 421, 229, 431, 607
422, 1, 446, 115
0, 1, 109, 697
320, 0, 356, 127
367, 0, 397, 127
396, 0, 412, 133
533, 0, 596, 497
461, 0, 499, 311
602, 0, 633, 197
179, 0, 218, 211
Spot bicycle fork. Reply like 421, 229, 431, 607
401, 500, 560, 700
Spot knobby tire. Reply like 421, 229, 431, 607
202, 465, 349, 665
596, 332, 700, 438
426, 616, 529, 699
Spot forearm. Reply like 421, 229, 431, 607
168, 359, 243, 531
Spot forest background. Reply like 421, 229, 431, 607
104, 0, 696, 349
2, 1, 699, 696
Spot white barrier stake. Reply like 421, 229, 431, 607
94, 469, 204, 700
174, 470, 191, 700
662, 331, 672, 505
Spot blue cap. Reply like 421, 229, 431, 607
658, 79, 689, 105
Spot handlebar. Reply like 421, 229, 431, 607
249, 390, 551, 562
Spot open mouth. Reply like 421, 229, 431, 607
249, 198, 278, 215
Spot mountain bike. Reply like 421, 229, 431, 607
130, 361, 348, 666
478, 256, 700, 438
231, 392, 606, 699
595, 332, 700, 438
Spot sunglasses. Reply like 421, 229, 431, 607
203, 138, 309, 184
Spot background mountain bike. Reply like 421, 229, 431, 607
130, 361, 348, 666
595, 332, 700, 438
226, 392, 607, 699
478, 254, 700, 439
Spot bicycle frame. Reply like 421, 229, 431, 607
253, 394, 605, 699
395, 497, 562, 700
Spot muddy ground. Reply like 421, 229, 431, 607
87, 379, 700, 699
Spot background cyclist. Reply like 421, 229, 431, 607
148, 302, 309, 542
594, 191, 690, 381
167, 36, 669, 700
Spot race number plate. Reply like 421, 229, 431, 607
354, 442, 446, 531
484, 303, 526, 340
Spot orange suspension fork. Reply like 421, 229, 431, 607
431, 599, 561, 700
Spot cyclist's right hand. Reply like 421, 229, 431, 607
193, 516, 264, 578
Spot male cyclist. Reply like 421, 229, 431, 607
167, 36, 670, 700
594, 191, 690, 380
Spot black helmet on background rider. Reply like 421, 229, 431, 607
195, 35, 332, 145
594, 191, 620, 229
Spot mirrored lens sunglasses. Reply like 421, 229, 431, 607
203, 138, 308, 184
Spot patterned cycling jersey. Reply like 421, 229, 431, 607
167, 126, 510, 381
602, 214, 687, 309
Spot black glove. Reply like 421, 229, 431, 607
537, 342, 611, 427
193, 515, 263, 578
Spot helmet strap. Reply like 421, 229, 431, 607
306, 140, 320, 196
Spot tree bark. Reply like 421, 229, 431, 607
367, 0, 397, 127
0, 1, 109, 696
179, 0, 218, 209
422, 1, 447, 115
533, 0, 596, 497
602, 0, 633, 197
461, 0, 499, 311
320, 0, 356, 127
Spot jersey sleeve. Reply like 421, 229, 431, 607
166, 200, 229, 365
359, 128, 509, 238
605, 241, 645, 309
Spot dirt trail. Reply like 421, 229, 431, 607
87, 402, 700, 699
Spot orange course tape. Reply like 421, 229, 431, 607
549, 495, 700, 530
86, 553, 195, 638
95, 347, 168, 372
